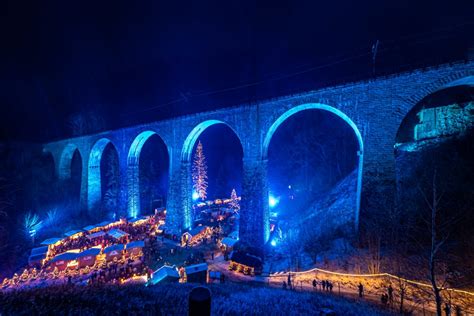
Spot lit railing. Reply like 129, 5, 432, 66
270, 267, 474, 297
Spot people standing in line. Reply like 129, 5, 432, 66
358, 283, 364, 298
328, 282, 333, 292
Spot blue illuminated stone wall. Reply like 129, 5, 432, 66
43, 61, 474, 253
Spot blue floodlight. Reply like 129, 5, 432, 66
192, 191, 200, 201
270, 239, 277, 247
288, 185, 291, 189
269, 195, 279, 208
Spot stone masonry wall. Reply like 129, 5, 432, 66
43, 61, 474, 252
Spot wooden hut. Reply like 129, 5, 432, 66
77, 247, 101, 268
229, 251, 263, 276
28, 246, 48, 268
103, 244, 125, 262
181, 226, 210, 246
149, 265, 180, 284
126, 240, 145, 259
86, 231, 106, 242
184, 263, 208, 283
50, 250, 80, 270
64, 230, 83, 239
108, 229, 129, 243
219, 237, 238, 252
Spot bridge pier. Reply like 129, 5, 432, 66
239, 157, 269, 255
79, 155, 88, 216
118, 156, 128, 219
165, 156, 192, 236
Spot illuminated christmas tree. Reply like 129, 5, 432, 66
192, 140, 208, 200
229, 188, 240, 211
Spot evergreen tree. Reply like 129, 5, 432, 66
229, 188, 240, 212
192, 141, 208, 200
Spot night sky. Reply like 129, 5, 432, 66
1, 1, 473, 141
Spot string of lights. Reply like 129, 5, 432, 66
270, 267, 474, 297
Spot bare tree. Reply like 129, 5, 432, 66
418, 170, 461, 316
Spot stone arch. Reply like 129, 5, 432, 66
127, 130, 170, 218
181, 120, 244, 163
394, 76, 474, 255
87, 138, 118, 213
403, 72, 474, 107
262, 103, 364, 230
58, 144, 82, 180
396, 76, 474, 143
180, 120, 244, 229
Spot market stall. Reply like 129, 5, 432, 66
103, 244, 125, 262
40, 237, 63, 254
128, 216, 149, 226
83, 224, 101, 232
50, 250, 80, 270
77, 247, 101, 268
40, 237, 63, 247
64, 230, 83, 239
28, 246, 48, 268
181, 226, 210, 246
229, 251, 263, 276
219, 237, 238, 252
126, 240, 145, 259
107, 229, 129, 243
86, 231, 106, 240
184, 263, 208, 283
149, 265, 180, 284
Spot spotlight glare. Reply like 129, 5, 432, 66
269, 195, 279, 208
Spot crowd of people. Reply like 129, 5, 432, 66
87, 259, 151, 285
1, 216, 163, 292
47, 217, 156, 259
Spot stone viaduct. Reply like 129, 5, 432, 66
43, 61, 474, 251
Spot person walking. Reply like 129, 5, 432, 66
358, 283, 364, 298
444, 303, 451, 316
322, 280, 326, 291
312, 279, 317, 291
387, 284, 393, 304
455, 305, 462, 316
